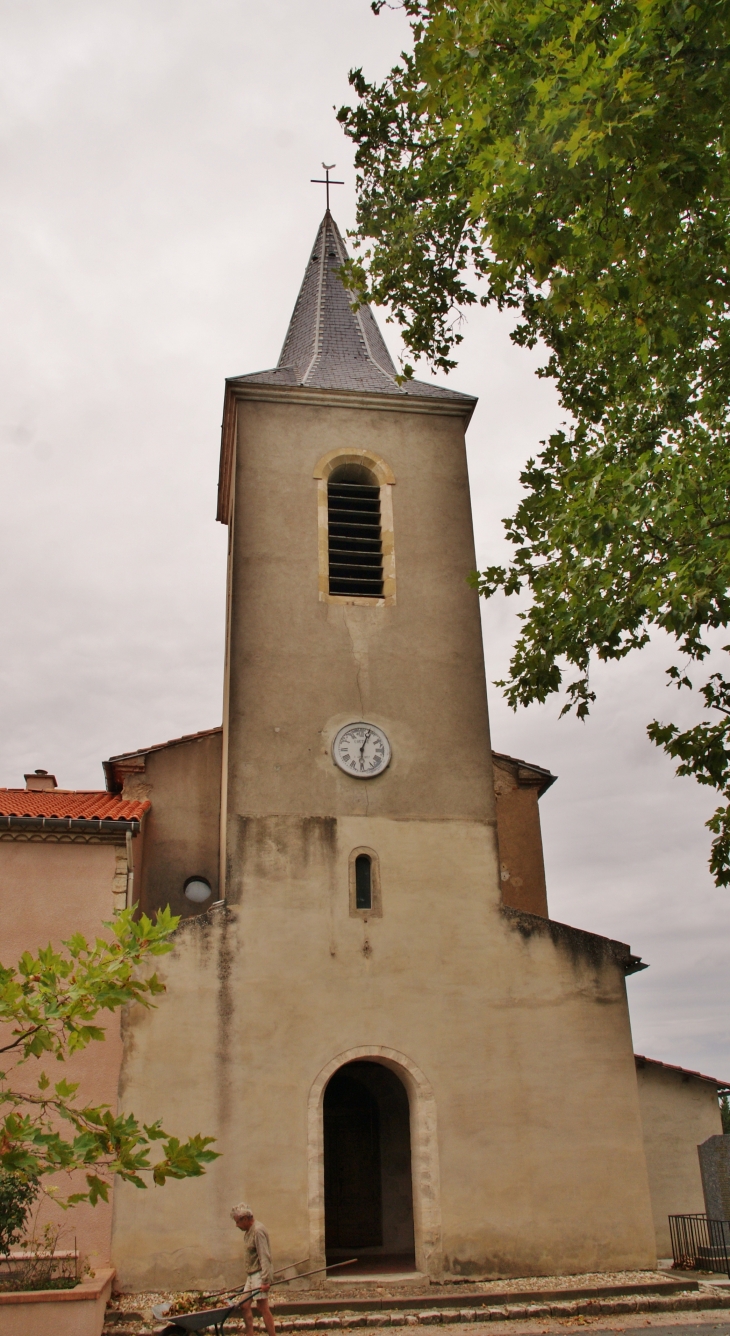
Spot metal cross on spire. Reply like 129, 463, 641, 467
311, 163, 344, 212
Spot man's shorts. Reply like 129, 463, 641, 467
243, 1271, 264, 1300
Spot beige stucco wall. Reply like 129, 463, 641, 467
636, 1060, 723, 1256
111, 890, 655, 1290
0, 838, 136, 1268
121, 731, 222, 920
223, 397, 494, 831
493, 760, 549, 918
111, 390, 656, 1288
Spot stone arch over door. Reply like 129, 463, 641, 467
308, 1046, 442, 1278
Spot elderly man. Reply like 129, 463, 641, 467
230, 1203, 276, 1336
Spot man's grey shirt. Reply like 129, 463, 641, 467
242, 1220, 273, 1284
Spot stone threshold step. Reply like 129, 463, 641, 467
329, 1275, 427, 1286
103, 1282, 718, 1336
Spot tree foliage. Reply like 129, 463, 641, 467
0, 908, 218, 1207
0, 1172, 39, 1256
338, 0, 730, 880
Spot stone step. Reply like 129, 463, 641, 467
102, 1283, 730, 1336
104, 1276, 699, 1327
272, 1278, 699, 1315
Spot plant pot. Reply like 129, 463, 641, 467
0, 1266, 115, 1336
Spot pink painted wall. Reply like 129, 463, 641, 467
0, 840, 133, 1269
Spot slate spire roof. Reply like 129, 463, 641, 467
231, 212, 474, 405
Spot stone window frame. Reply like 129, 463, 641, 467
312, 447, 396, 606
348, 845, 382, 919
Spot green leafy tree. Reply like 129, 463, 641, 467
0, 908, 217, 1207
720, 1092, 730, 1134
0, 1172, 39, 1256
338, 0, 730, 882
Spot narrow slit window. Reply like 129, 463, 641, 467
349, 846, 381, 917
355, 854, 372, 910
328, 464, 383, 598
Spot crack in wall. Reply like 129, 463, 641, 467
343, 606, 368, 718
342, 607, 373, 814
215, 910, 235, 1127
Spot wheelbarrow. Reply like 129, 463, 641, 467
158, 1259, 357, 1335
157, 1298, 248, 1336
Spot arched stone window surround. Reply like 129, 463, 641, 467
307, 1046, 442, 1278
348, 845, 382, 919
312, 449, 396, 606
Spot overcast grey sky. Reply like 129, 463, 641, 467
1, 0, 728, 1079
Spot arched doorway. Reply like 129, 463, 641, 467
323, 1061, 416, 1268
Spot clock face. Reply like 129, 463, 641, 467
332, 722, 391, 779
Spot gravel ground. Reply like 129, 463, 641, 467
388, 1317, 730, 1336
103, 1304, 730, 1336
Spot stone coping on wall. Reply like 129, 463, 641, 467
0, 1266, 115, 1306
500, 905, 647, 975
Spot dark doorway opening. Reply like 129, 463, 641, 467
324, 1061, 415, 1269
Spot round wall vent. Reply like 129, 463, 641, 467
184, 877, 212, 904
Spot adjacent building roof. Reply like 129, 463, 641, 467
635, 1053, 730, 1092
226, 212, 476, 405
492, 751, 557, 798
104, 726, 222, 793
0, 790, 150, 821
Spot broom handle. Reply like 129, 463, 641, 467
202, 1262, 308, 1302
272, 1259, 358, 1287
275, 1261, 309, 1278
213, 1257, 358, 1305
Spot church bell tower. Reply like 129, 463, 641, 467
214, 208, 503, 1275
111, 207, 656, 1290
217, 209, 490, 857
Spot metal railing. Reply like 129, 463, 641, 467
669, 1213, 730, 1277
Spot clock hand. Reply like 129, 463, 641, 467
359, 731, 371, 771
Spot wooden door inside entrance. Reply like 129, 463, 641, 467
324, 1066, 383, 1250
323, 1060, 416, 1266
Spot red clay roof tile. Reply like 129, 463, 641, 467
635, 1053, 730, 1091
0, 791, 150, 821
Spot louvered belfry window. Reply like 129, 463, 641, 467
327, 464, 384, 598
